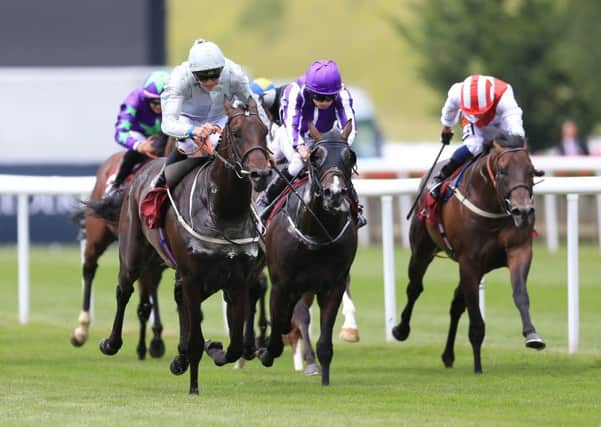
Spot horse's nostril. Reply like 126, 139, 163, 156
324, 189, 331, 197
511, 208, 521, 216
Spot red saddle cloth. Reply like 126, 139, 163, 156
417, 181, 452, 225
140, 186, 169, 229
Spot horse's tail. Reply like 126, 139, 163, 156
81, 191, 125, 223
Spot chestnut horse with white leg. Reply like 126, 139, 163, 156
93, 98, 272, 394
392, 134, 546, 373
257, 122, 358, 385
70, 133, 170, 360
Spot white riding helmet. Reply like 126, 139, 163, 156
188, 39, 225, 72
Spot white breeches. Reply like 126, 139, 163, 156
271, 125, 304, 176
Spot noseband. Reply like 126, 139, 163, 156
214, 110, 270, 179
485, 147, 533, 213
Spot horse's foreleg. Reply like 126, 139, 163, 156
99, 268, 137, 356
135, 288, 151, 360
339, 276, 360, 343
441, 284, 466, 368
256, 272, 269, 348
459, 264, 485, 373
293, 294, 320, 376
258, 285, 296, 367
170, 272, 189, 376
206, 287, 247, 366
507, 246, 545, 350
392, 227, 435, 341
71, 226, 114, 347
316, 283, 346, 386
139, 266, 165, 359
184, 280, 204, 395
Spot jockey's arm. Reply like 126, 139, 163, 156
440, 82, 462, 128
114, 91, 146, 151
497, 86, 525, 137
160, 65, 195, 139
337, 87, 357, 146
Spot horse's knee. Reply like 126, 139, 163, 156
137, 301, 152, 322
406, 282, 423, 299
116, 284, 134, 302
468, 322, 485, 345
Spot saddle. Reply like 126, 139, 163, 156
141, 157, 212, 229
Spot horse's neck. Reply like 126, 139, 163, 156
209, 156, 251, 220
463, 154, 500, 210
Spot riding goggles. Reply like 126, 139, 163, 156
193, 67, 223, 82
308, 91, 336, 102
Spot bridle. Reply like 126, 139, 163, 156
485, 146, 533, 214
213, 109, 270, 179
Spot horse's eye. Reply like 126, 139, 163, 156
497, 167, 508, 176
233, 130, 242, 139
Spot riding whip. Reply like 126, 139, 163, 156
405, 131, 452, 220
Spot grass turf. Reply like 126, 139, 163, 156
0, 244, 599, 426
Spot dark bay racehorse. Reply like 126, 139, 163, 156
258, 122, 358, 385
70, 134, 169, 360
393, 134, 546, 373
95, 97, 272, 394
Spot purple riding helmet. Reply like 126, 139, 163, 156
304, 60, 342, 95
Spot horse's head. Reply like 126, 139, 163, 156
307, 120, 356, 213
489, 134, 542, 228
222, 97, 272, 191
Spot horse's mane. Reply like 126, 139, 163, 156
493, 133, 525, 148
316, 128, 345, 143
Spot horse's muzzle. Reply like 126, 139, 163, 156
322, 187, 348, 211
510, 205, 535, 228
249, 168, 272, 192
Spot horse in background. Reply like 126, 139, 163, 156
258, 122, 358, 385
392, 134, 546, 373
93, 98, 272, 394
70, 133, 169, 360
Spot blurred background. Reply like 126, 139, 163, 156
1, 0, 601, 242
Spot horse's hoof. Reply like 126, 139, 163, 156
257, 348, 274, 367
99, 339, 121, 356
136, 347, 147, 361
189, 386, 199, 395
204, 340, 223, 353
304, 363, 321, 376
391, 324, 410, 341
149, 338, 166, 358
170, 355, 189, 376
339, 327, 360, 343
441, 353, 454, 368
242, 346, 256, 361
70, 334, 86, 348
525, 333, 546, 350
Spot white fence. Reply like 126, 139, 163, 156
2, 173, 601, 354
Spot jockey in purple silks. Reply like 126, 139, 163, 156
106, 70, 170, 196
255, 60, 366, 227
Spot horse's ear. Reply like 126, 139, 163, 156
308, 121, 321, 141
247, 95, 258, 114
224, 97, 235, 116
341, 119, 353, 141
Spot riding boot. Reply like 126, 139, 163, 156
350, 186, 367, 228
108, 150, 146, 196
256, 168, 294, 219
428, 158, 463, 200
152, 149, 187, 189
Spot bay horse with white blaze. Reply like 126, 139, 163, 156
70, 133, 169, 360
258, 122, 358, 385
96, 98, 272, 394
393, 134, 545, 373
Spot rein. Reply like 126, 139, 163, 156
454, 146, 531, 219
212, 110, 270, 179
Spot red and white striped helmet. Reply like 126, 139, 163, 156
460, 75, 497, 116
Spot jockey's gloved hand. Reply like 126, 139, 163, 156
440, 128, 454, 145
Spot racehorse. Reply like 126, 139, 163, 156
257, 122, 358, 385
392, 134, 546, 373
70, 134, 169, 360
94, 97, 272, 394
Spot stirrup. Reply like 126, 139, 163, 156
428, 181, 444, 200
